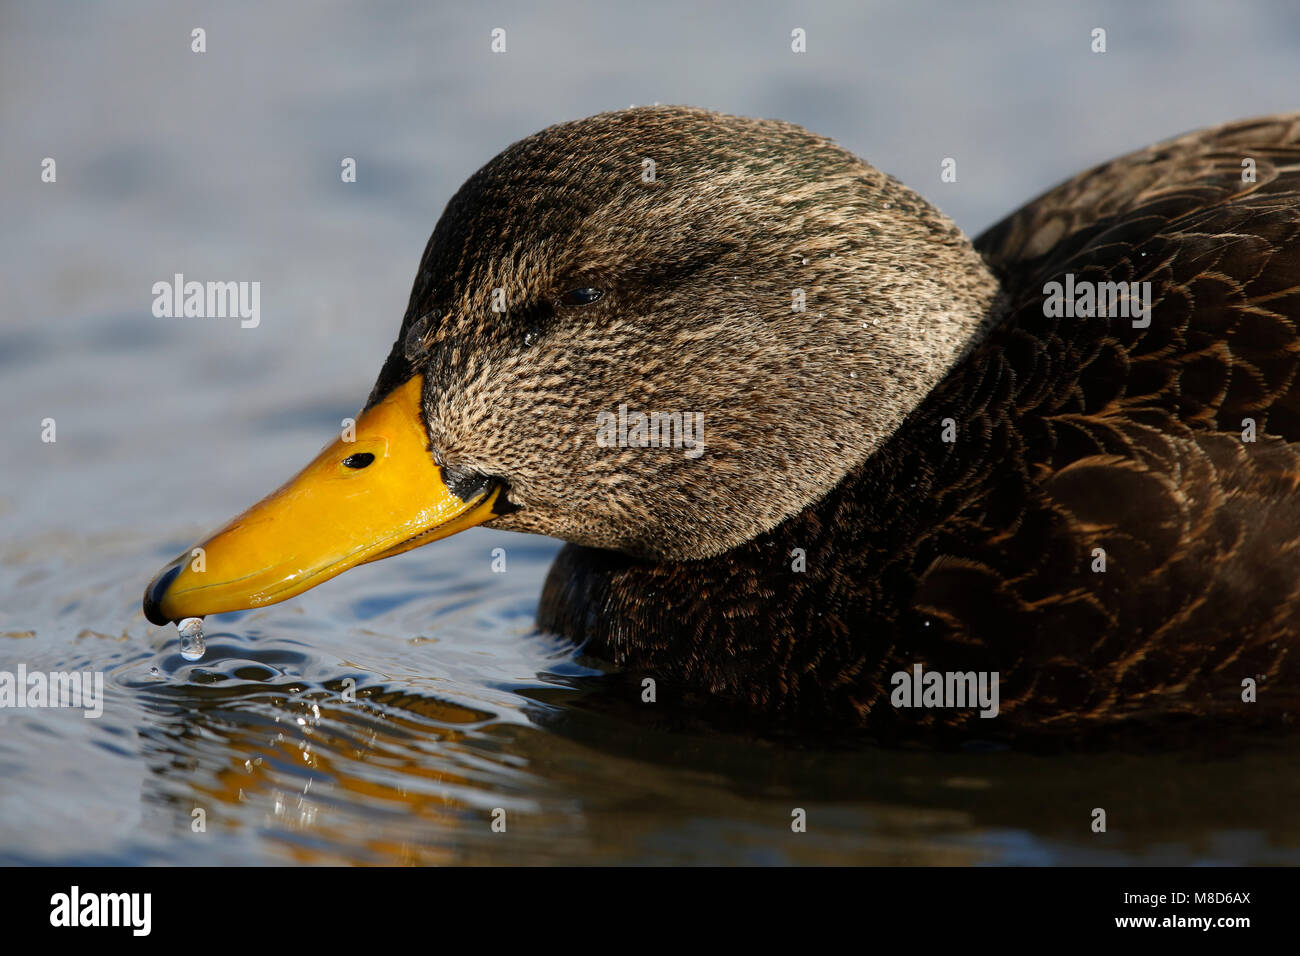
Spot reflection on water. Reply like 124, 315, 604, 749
1, 520, 1299, 865
4, 0, 1300, 865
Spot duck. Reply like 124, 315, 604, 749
144, 106, 1300, 740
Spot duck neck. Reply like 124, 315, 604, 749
537, 278, 1015, 728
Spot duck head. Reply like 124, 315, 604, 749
143, 105, 1000, 626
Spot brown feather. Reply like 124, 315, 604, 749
373, 108, 1300, 739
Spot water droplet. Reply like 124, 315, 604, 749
177, 617, 206, 662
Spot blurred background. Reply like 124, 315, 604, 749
2, 0, 1298, 865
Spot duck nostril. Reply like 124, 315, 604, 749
341, 452, 375, 469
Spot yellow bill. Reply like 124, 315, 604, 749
143, 375, 501, 625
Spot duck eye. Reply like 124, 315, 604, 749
559, 287, 603, 306
341, 452, 375, 469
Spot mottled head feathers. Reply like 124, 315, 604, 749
369, 106, 1000, 560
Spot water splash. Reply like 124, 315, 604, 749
177, 617, 206, 661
